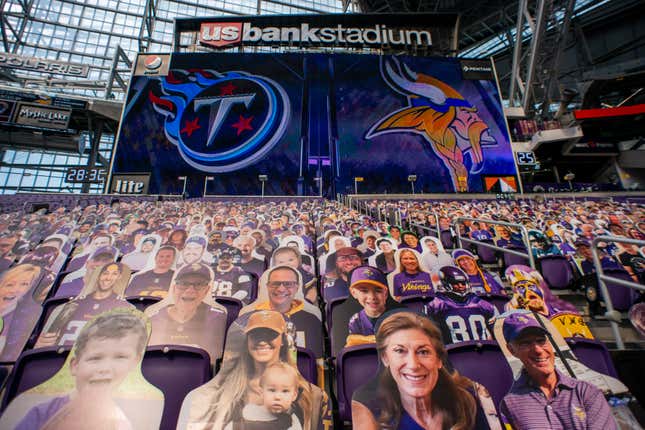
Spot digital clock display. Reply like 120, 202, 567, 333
65, 167, 107, 183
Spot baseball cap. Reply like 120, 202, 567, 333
175, 262, 211, 282
452, 249, 476, 261
350, 266, 387, 290
574, 238, 590, 247
244, 310, 286, 335
502, 312, 548, 344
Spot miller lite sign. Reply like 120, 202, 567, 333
111, 174, 151, 194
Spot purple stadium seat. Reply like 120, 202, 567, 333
1, 346, 68, 410
142, 345, 212, 430
126, 296, 162, 312
325, 296, 349, 332
1, 345, 212, 430
296, 346, 317, 385
566, 338, 619, 378
214, 296, 243, 330
336, 344, 379, 422
602, 268, 638, 312
400, 295, 433, 313
480, 294, 510, 313
27, 296, 72, 348
502, 245, 530, 269
538, 255, 575, 290
440, 229, 454, 250
475, 240, 497, 265
446, 340, 513, 407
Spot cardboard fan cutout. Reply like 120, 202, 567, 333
176, 309, 332, 430
493, 310, 640, 429
0, 263, 47, 361
239, 265, 323, 360
0, 308, 164, 430
386, 248, 436, 301
36, 262, 134, 349
144, 262, 227, 364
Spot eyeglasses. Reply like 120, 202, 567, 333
337, 255, 361, 262
515, 336, 549, 350
267, 281, 299, 289
175, 281, 209, 292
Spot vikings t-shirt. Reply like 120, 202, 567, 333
391, 271, 434, 298
347, 310, 378, 336
212, 266, 254, 304
425, 293, 496, 344
148, 303, 227, 361
127, 269, 174, 299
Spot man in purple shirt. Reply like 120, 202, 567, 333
499, 312, 617, 430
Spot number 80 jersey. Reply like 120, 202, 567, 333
424, 293, 498, 345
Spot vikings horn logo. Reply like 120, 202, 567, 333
366, 57, 497, 192
148, 69, 290, 173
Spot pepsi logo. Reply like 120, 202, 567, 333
144, 55, 163, 70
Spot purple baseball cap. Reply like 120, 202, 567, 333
452, 248, 476, 261
175, 262, 212, 281
350, 266, 387, 290
502, 312, 548, 343
574, 238, 590, 247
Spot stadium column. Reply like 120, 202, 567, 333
301, 55, 335, 198
298, 56, 309, 196
82, 116, 104, 194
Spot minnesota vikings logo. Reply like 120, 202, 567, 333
366, 57, 497, 192
148, 69, 290, 172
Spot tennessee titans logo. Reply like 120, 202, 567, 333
148, 69, 290, 172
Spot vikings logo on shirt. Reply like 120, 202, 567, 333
149, 69, 290, 172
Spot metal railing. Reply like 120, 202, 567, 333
453, 216, 535, 269
591, 235, 645, 350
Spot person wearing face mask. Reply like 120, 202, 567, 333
499, 313, 617, 430
178, 310, 331, 430
424, 266, 497, 345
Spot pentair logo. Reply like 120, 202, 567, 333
200, 23, 243, 48
144, 55, 163, 70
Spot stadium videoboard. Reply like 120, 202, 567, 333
110, 52, 517, 196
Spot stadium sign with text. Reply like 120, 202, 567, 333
15, 103, 71, 130
200, 22, 432, 49
176, 13, 458, 54
0, 52, 89, 77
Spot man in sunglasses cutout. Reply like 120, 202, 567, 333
147, 263, 227, 362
